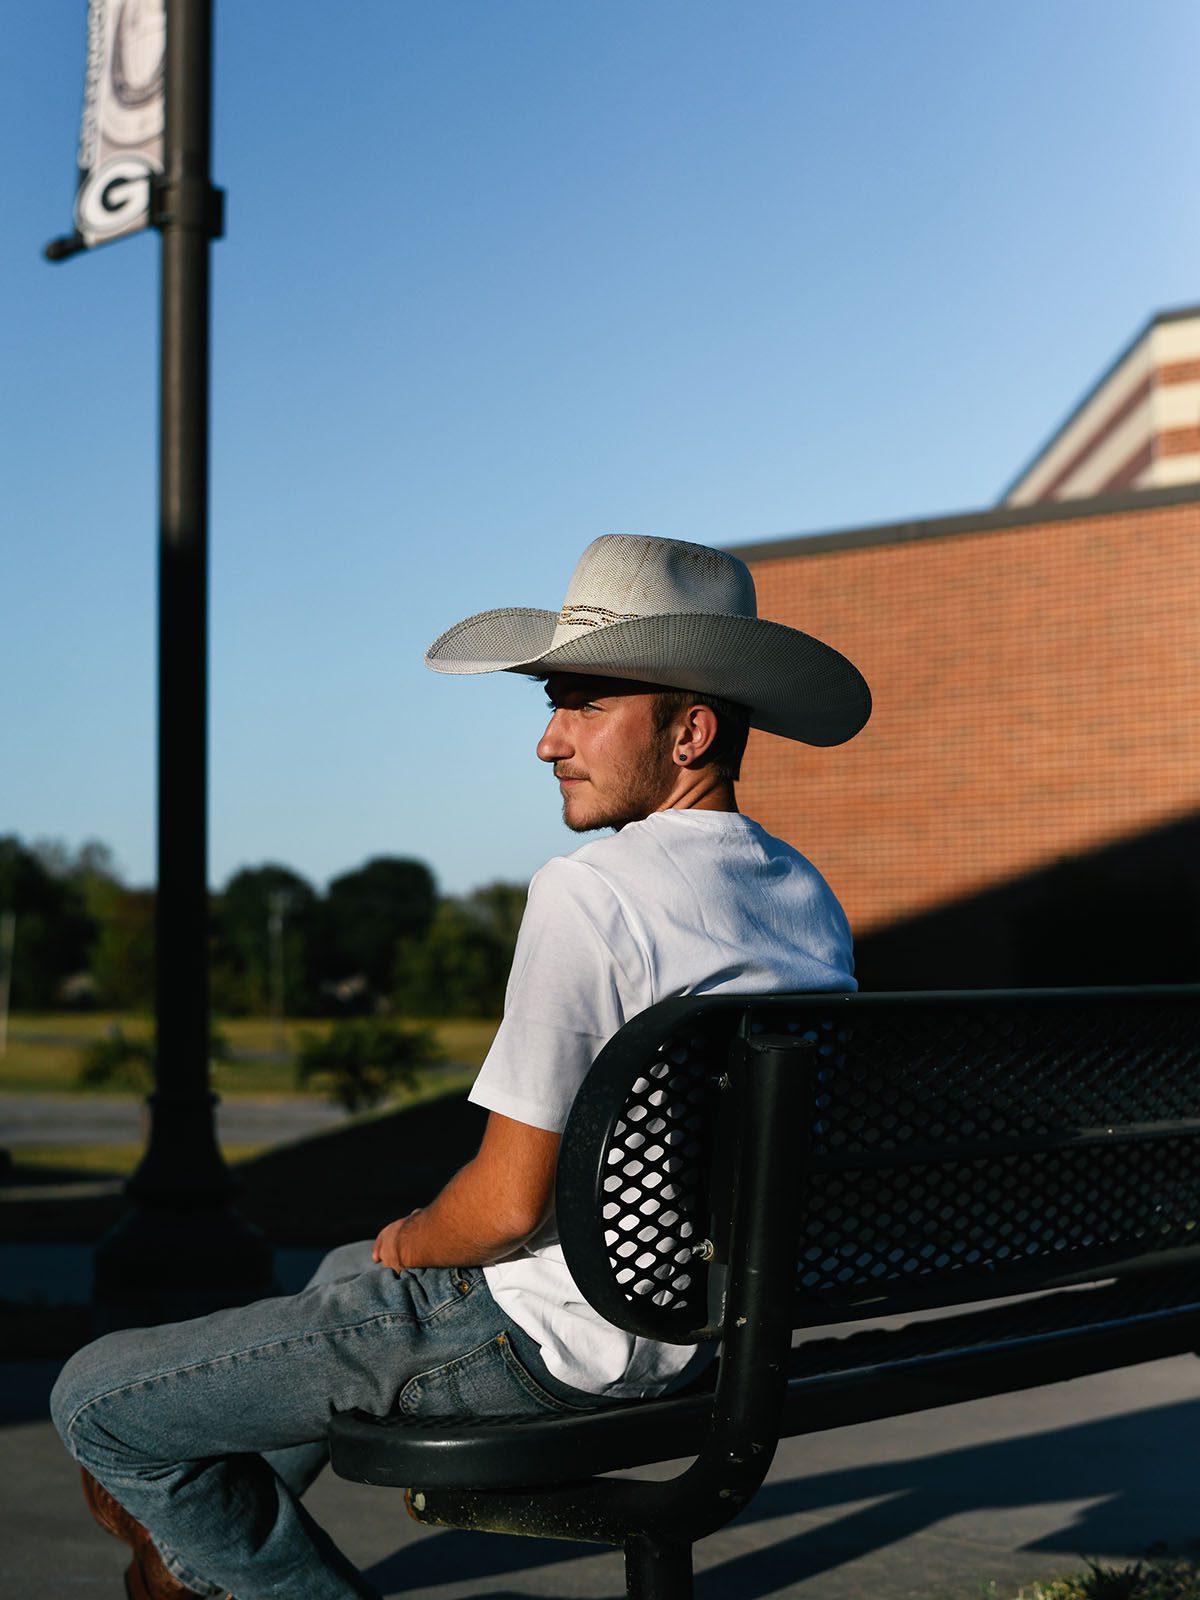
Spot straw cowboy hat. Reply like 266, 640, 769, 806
424, 533, 870, 747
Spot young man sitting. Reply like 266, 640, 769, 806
52, 532, 869, 1599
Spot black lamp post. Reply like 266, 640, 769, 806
91, 0, 274, 1328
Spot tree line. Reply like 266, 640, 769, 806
0, 835, 526, 1019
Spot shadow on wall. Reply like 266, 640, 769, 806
854, 810, 1200, 990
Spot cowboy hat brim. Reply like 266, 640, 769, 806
424, 607, 870, 747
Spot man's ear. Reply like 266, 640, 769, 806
673, 703, 719, 765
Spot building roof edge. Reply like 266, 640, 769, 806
729, 482, 1200, 563
995, 302, 1200, 505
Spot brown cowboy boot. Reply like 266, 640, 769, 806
80, 1468, 230, 1600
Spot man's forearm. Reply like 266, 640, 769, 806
372, 1111, 561, 1272
374, 1161, 531, 1270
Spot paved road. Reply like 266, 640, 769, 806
0, 1093, 347, 1147
4, 1352, 1200, 1597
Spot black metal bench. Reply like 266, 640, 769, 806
329, 985, 1200, 1598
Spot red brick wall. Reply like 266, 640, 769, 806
738, 499, 1200, 934
1162, 426, 1200, 457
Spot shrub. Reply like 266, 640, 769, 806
295, 1020, 441, 1113
77, 1027, 154, 1092
1016, 1559, 1200, 1599
77, 1026, 231, 1092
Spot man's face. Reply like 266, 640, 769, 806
537, 674, 676, 833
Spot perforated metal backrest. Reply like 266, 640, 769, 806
557, 997, 739, 1343
765, 987, 1200, 1323
556, 986, 1200, 1343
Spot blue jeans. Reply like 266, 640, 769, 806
50, 1241, 602, 1599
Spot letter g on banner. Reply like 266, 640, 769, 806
75, 154, 158, 246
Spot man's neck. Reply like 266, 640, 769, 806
654, 776, 739, 816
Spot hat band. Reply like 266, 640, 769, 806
556, 602, 641, 630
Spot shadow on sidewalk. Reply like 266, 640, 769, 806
9, 1359, 1198, 1597
357, 1395, 1200, 1598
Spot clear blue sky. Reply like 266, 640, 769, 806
5, 2, 1199, 897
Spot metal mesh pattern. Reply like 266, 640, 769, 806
746, 995, 1200, 1155
741, 992, 1200, 1317
798, 1135, 1200, 1299
600, 1032, 719, 1326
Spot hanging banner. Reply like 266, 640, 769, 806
71, 0, 166, 250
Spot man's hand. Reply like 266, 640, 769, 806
372, 1209, 423, 1272
371, 1112, 560, 1272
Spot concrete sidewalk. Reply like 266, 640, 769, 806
3, 1354, 1199, 1598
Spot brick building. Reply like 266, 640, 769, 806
733, 306, 1200, 988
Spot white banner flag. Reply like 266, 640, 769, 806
72, 0, 166, 249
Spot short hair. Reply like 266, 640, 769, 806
652, 688, 751, 783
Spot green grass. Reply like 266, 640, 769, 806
0, 1012, 500, 1096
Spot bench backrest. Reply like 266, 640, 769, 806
556, 986, 1200, 1344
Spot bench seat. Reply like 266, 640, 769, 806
329, 1266, 1200, 1490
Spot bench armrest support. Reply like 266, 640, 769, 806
412, 1033, 816, 1547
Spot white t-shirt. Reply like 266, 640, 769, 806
469, 807, 856, 1398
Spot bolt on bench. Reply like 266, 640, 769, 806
330, 985, 1200, 1599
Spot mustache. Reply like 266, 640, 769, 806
554, 766, 587, 781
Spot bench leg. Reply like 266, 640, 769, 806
623, 1534, 693, 1600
